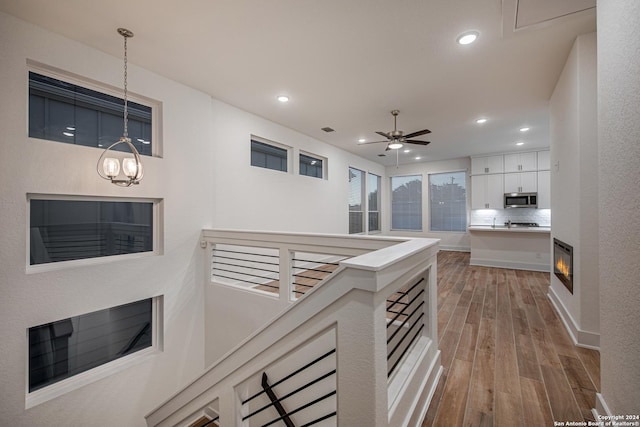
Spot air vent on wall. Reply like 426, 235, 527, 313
321, 127, 335, 133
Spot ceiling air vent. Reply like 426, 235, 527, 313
321, 127, 335, 133
378, 154, 386, 157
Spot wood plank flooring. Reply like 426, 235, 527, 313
424, 251, 600, 427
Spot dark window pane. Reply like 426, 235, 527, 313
251, 140, 287, 172
368, 174, 381, 232
30, 199, 153, 265
300, 154, 323, 178
391, 175, 422, 230
28, 72, 152, 156
29, 299, 152, 392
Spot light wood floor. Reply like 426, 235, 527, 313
424, 251, 600, 427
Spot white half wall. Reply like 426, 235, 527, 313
0, 11, 212, 426
548, 32, 599, 348
597, 0, 640, 416
384, 157, 471, 250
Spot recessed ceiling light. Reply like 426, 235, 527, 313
516, 142, 525, 146
277, 95, 289, 103
476, 118, 488, 124
415, 156, 422, 160
358, 138, 366, 143
457, 31, 479, 45
404, 149, 411, 153
519, 127, 530, 132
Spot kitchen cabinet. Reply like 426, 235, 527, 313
471, 155, 504, 175
504, 152, 537, 172
504, 171, 537, 193
537, 150, 550, 170
537, 170, 550, 209
471, 174, 504, 209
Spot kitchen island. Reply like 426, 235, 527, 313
468, 225, 551, 272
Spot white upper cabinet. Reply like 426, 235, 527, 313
471, 174, 504, 209
471, 155, 504, 175
504, 152, 537, 172
537, 150, 550, 171
504, 171, 537, 193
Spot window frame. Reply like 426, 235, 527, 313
428, 170, 468, 233
27, 60, 163, 158
250, 135, 291, 173
298, 151, 326, 180
390, 174, 423, 232
26, 194, 163, 273
25, 296, 164, 409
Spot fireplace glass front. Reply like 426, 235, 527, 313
553, 238, 573, 294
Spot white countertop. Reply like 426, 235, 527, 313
468, 225, 551, 234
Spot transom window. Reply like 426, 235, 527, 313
299, 153, 324, 179
251, 139, 288, 172
28, 71, 153, 156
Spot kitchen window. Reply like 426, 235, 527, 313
429, 171, 467, 232
391, 175, 422, 231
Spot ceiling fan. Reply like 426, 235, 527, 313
359, 110, 431, 151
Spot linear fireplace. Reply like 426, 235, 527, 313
553, 238, 574, 294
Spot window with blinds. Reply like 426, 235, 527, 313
28, 71, 153, 155
348, 167, 365, 234
391, 175, 422, 231
429, 171, 467, 232
251, 139, 289, 172
368, 173, 381, 232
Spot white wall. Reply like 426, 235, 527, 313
548, 32, 599, 348
0, 12, 212, 426
211, 98, 385, 233
597, 0, 640, 415
384, 157, 471, 250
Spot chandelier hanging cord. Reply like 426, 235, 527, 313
96, 28, 143, 187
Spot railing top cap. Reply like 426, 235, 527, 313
341, 238, 439, 271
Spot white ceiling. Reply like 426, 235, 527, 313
0, 0, 596, 166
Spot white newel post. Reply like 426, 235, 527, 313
335, 268, 389, 426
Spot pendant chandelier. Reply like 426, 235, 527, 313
97, 28, 144, 186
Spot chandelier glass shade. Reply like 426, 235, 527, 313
97, 28, 144, 187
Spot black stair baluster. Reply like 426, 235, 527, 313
261, 372, 296, 427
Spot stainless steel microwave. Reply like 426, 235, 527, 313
504, 192, 537, 208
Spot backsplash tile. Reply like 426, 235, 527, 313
469, 208, 551, 227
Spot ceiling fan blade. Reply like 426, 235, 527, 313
405, 140, 431, 145
375, 131, 391, 139
404, 129, 431, 139
385, 145, 392, 151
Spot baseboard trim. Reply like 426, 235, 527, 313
547, 287, 600, 350
469, 257, 550, 272
592, 393, 612, 421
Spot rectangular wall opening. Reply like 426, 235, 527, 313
553, 238, 573, 293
